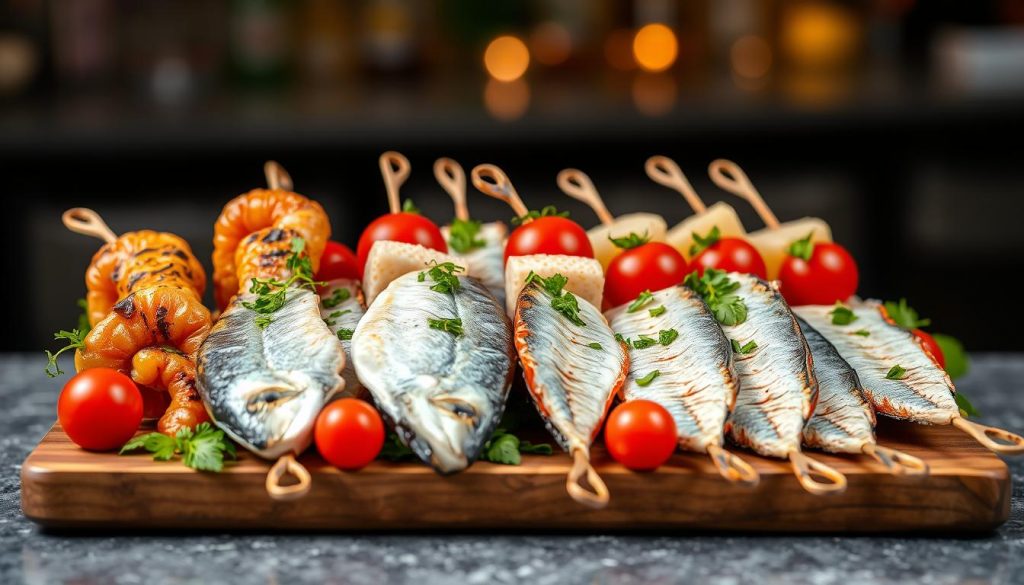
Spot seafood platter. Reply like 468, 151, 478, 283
21, 153, 1022, 532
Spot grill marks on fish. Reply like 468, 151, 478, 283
352, 273, 515, 474
794, 302, 957, 425
197, 288, 345, 459
319, 279, 366, 399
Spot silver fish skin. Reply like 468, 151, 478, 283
723, 274, 817, 458
515, 282, 627, 454
442, 222, 506, 307
352, 272, 515, 474
605, 285, 737, 453
319, 278, 366, 399
797, 316, 876, 454
197, 287, 346, 460
794, 301, 957, 424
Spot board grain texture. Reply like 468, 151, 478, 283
21, 419, 1010, 532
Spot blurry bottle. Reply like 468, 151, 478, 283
228, 0, 292, 87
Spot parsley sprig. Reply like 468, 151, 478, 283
731, 339, 758, 354
885, 364, 907, 380
525, 271, 586, 326
684, 268, 748, 326
883, 298, 931, 330
609, 231, 650, 250
322, 286, 351, 309
829, 301, 858, 326
242, 238, 322, 329
44, 329, 86, 378
419, 260, 465, 294
689, 226, 721, 257
448, 218, 487, 254
428, 317, 464, 336
120, 422, 237, 472
626, 290, 654, 313
511, 205, 569, 226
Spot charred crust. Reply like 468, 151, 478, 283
113, 294, 136, 318
155, 306, 171, 340
126, 271, 148, 291
262, 228, 287, 243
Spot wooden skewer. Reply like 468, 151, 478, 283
379, 151, 411, 215
566, 449, 610, 509
951, 416, 1024, 455
265, 453, 312, 501
708, 159, 780, 230
707, 443, 760, 487
862, 443, 929, 476
62, 208, 118, 244
645, 155, 707, 214
471, 164, 530, 219
787, 450, 847, 495
557, 168, 614, 226
435, 157, 468, 221
264, 161, 294, 192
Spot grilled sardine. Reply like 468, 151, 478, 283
352, 272, 515, 474
319, 278, 366, 399
443, 222, 507, 307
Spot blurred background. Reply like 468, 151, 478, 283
2, 0, 1023, 352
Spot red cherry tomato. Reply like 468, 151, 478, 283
691, 238, 767, 280
603, 400, 678, 471
316, 241, 360, 282
314, 398, 386, 470
604, 243, 688, 309
504, 216, 594, 264
913, 329, 946, 369
778, 242, 859, 306
58, 368, 144, 451
356, 213, 447, 277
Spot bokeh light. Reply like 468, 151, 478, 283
632, 73, 677, 116
484, 35, 530, 82
530, 22, 572, 67
731, 35, 773, 80
604, 28, 637, 71
484, 78, 530, 121
781, 3, 859, 70
632, 24, 678, 73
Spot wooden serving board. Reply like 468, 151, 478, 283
21, 419, 1010, 533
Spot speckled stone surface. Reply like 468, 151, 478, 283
2, 353, 1022, 585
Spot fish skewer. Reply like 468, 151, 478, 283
797, 316, 928, 475
436, 157, 507, 305
795, 302, 1024, 454
715, 272, 847, 495
605, 286, 759, 486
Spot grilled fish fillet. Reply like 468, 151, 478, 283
196, 287, 345, 459
352, 272, 515, 474
723, 274, 818, 458
442, 221, 507, 307
605, 285, 738, 452
795, 301, 957, 424
319, 278, 366, 399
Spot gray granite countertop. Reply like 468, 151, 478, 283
2, 353, 1023, 585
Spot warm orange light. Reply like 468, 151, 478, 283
531, 22, 572, 66
605, 28, 637, 71
632, 24, 678, 73
731, 35, 772, 79
632, 73, 676, 117
781, 3, 859, 70
484, 78, 530, 121
484, 35, 530, 82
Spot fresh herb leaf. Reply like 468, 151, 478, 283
731, 338, 758, 354
631, 334, 657, 349
614, 333, 630, 346
636, 370, 660, 386
786, 231, 815, 261
933, 333, 970, 380
829, 302, 858, 326
649, 305, 666, 318
609, 231, 650, 250
379, 432, 416, 461
44, 329, 87, 377
954, 392, 980, 417
120, 433, 177, 461
120, 422, 236, 472
423, 260, 465, 295
519, 441, 554, 455
689, 226, 721, 257
550, 292, 586, 327
883, 298, 931, 330
483, 433, 521, 465
684, 269, 748, 326
525, 271, 568, 297
428, 317, 464, 336
447, 218, 487, 253
659, 328, 678, 346
323, 309, 351, 327
627, 290, 654, 313
402, 199, 420, 214
255, 315, 273, 329
885, 364, 907, 380
587, 342, 603, 350
337, 328, 354, 341
76, 298, 91, 336
511, 205, 569, 226
242, 237, 322, 327
417, 272, 426, 282
321, 287, 351, 309
854, 329, 870, 337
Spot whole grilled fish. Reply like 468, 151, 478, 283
443, 222, 507, 307
515, 279, 628, 507
798, 315, 928, 475
197, 287, 346, 459
352, 272, 515, 474
605, 285, 757, 485
319, 278, 366, 399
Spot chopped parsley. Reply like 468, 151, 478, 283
731, 338, 758, 354
447, 218, 486, 254
883, 298, 931, 330
885, 364, 907, 380
525, 271, 586, 326
854, 329, 871, 337
659, 328, 679, 346
419, 260, 465, 295
626, 290, 654, 313
242, 238, 322, 326
337, 328, 354, 341
428, 317, 464, 336
587, 342, 603, 350
44, 328, 86, 378
649, 305, 666, 317
636, 370, 661, 386
829, 301, 858, 325
321, 286, 351, 309
632, 334, 657, 349
120, 422, 237, 472
684, 268, 748, 326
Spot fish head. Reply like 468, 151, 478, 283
220, 380, 326, 458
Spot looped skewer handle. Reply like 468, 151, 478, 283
264, 160, 294, 192
707, 443, 760, 487
265, 453, 312, 501
862, 443, 930, 476
471, 164, 530, 219
62, 208, 118, 244
708, 159, 780, 229
566, 449, 610, 509
557, 168, 614, 226
788, 450, 847, 495
434, 157, 468, 221
952, 416, 1024, 454
645, 155, 706, 214
379, 151, 411, 214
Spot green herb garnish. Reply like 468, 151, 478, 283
337, 328, 354, 341
731, 338, 758, 354
934, 333, 969, 380
321, 287, 351, 309
447, 218, 486, 254
402, 199, 420, 214
659, 328, 679, 346
787, 231, 815, 261
255, 315, 273, 330
954, 392, 980, 417
883, 298, 931, 330
689, 226, 721, 257
636, 370, 660, 386
323, 309, 352, 327
627, 290, 654, 313
587, 342, 603, 350
854, 329, 870, 337
428, 317, 464, 336
120, 422, 237, 472
44, 329, 86, 378
829, 302, 858, 326
379, 432, 416, 461
649, 305, 666, 318
422, 260, 465, 295
511, 205, 569, 226
609, 231, 650, 250
885, 364, 907, 380
525, 272, 586, 326
479, 428, 555, 465
242, 237, 321, 326
631, 334, 657, 349
684, 268, 748, 326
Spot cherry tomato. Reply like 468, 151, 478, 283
691, 238, 767, 280
913, 329, 946, 369
504, 216, 594, 264
603, 400, 678, 471
314, 398, 386, 470
356, 213, 447, 277
316, 241, 360, 282
778, 242, 859, 306
58, 368, 143, 451
605, 243, 688, 309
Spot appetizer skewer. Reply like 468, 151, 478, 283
64, 208, 213, 436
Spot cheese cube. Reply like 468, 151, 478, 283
362, 241, 459, 305
665, 202, 747, 260
587, 213, 668, 269
748, 218, 832, 280
504, 254, 604, 317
